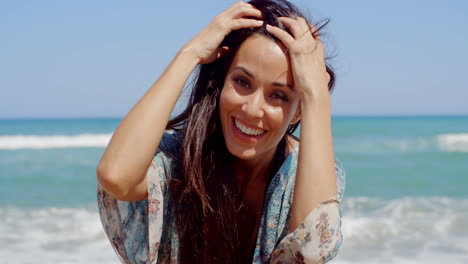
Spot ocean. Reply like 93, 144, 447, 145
0, 116, 467, 263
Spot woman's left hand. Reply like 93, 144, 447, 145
267, 17, 337, 232
266, 17, 330, 101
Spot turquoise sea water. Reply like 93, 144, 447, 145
1, 116, 467, 263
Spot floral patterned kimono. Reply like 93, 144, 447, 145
97, 131, 346, 264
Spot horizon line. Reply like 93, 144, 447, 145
1, 113, 468, 121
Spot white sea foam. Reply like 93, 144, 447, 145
0, 134, 112, 150
0, 206, 118, 263
382, 137, 429, 152
437, 133, 468, 152
338, 137, 431, 153
1, 197, 468, 263
334, 197, 468, 264
339, 133, 468, 153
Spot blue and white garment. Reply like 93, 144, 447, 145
97, 131, 346, 264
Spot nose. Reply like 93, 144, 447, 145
241, 90, 265, 119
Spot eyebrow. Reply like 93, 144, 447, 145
233, 66, 294, 90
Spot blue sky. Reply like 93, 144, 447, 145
2, 0, 467, 118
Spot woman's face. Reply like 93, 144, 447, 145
219, 34, 301, 164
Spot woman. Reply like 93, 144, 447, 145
97, 0, 345, 263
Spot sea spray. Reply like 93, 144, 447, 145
0, 134, 112, 149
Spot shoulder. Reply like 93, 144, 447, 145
334, 158, 346, 203
152, 129, 183, 183
284, 134, 346, 201
285, 135, 300, 157
155, 129, 183, 157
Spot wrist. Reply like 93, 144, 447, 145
178, 45, 202, 66
299, 87, 331, 109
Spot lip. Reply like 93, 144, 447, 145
231, 117, 266, 143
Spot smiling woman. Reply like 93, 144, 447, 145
220, 35, 301, 164
96, 0, 345, 263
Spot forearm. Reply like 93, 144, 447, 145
289, 92, 337, 231
97, 48, 199, 200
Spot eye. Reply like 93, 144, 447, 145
233, 76, 250, 89
270, 91, 289, 102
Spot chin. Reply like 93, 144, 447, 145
224, 142, 257, 160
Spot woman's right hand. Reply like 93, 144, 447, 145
97, 2, 262, 202
183, 1, 263, 64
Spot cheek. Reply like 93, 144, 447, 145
219, 86, 229, 116
219, 85, 235, 128
266, 107, 290, 132
220, 84, 242, 113
284, 99, 300, 122
268, 106, 298, 135
268, 102, 298, 124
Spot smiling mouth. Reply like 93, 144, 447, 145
233, 118, 266, 137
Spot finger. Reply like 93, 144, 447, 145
308, 23, 320, 40
265, 24, 294, 47
231, 18, 263, 30
277, 17, 308, 39
277, 17, 301, 38
296, 17, 311, 34
297, 18, 322, 40
235, 6, 263, 19
227, 2, 263, 19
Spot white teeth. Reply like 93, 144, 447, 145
234, 119, 265, 136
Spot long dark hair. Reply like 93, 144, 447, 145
165, 0, 336, 262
